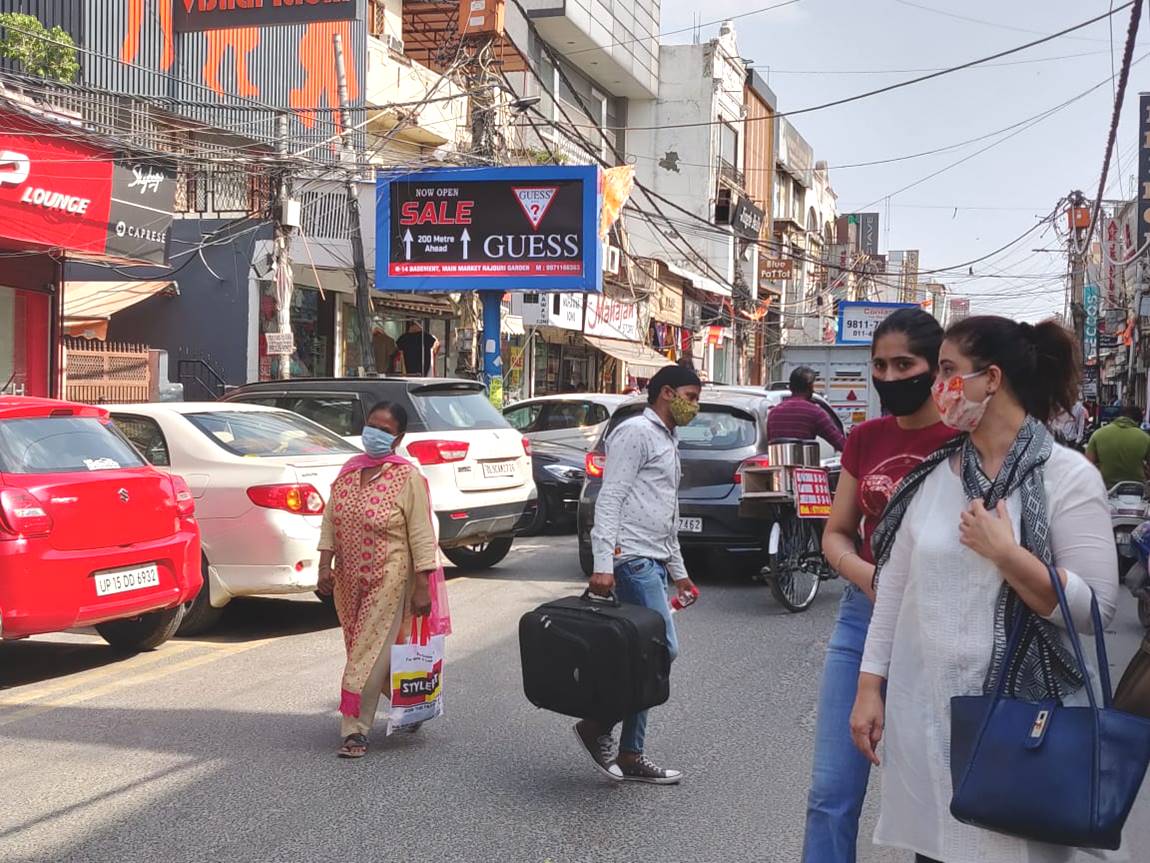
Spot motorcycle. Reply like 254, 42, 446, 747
1109, 481, 1148, 577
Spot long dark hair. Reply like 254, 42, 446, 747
872, 308, 945, 371
945, 315, 1078, 423
366, 400, 410, 433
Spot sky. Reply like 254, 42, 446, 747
657, 0, 1146, 321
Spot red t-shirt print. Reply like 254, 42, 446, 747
841, 415, 959, 563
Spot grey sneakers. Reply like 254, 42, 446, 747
617, 754, 683, 785
573, 721, 624, 781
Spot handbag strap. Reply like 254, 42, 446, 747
409, 615, 430, 646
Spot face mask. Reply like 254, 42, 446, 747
362, 426, 397, 458
932, 370, 990, 432
669, 394, 699, 427
873, 372, 934, 417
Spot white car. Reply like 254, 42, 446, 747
503, 393, 631, 455
107, 402, 361, 634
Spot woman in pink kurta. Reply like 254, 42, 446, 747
317, 402, 438, 758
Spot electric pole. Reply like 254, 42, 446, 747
273, 111, 294, 380
334, 32, 377, 376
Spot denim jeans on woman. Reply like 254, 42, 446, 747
611, 557, 679, 754
802, 582, 874, 863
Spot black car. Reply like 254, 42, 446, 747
524, 440, 586, 534
576, 389, 844, 577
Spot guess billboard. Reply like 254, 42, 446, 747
174, 0, 359, 32
377, 165, 602, 293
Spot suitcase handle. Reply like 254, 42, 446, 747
580, 589, 621, 607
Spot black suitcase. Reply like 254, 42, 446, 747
519, 590, 672, 721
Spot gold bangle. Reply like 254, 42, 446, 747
835, 549, 859, 571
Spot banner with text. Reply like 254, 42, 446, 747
836, 301, 917, 344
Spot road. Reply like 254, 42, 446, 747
1, 533, 1147, 863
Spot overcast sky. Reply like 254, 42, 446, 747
658, 0, 1144, 321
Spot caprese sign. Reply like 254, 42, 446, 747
173, 0, 359, 32
376, 165, 602, 293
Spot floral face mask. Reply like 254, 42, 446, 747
932, 369, 991, 432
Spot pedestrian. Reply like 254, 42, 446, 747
1085, 402, 1150, 488
767, 366, 847, 452
802, 309, 958, 862
316, 401, 439, 759
849, 316, 1117, 862
580, 363, 701, 784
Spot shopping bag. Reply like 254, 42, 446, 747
428, 566, 452, 637
386, 616, 444, 735
1115, 633, 1150, 720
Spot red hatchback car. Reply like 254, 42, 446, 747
0, 397, 202, 650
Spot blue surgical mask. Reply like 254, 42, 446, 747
362, 426, 396, 458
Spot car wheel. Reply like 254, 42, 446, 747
95, 606, 185, 652
443, 537, 514, 571
579, 541, 593, 578
177, 558, 226, 636
521, 494, 549, 536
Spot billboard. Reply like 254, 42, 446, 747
1084, 283, 1100, 364
847, 213, 880, 256
174, 0, 359, 33
376, 166, 602, 293
107, 161, 177, 265
836, 301, 917, 344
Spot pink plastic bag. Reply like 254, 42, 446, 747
428, 566, 452, 636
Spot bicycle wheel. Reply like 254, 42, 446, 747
768, 511, 821, 613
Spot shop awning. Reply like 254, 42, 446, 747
665, 262, 732, 299
371, 292, 456, 319
503, 315, 525, 336
62, 280, 173, 340
584, 335, 673, 378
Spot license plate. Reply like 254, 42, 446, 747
678, 517, 703, 533
93, 564, 160, 597
481, 461, 516, 478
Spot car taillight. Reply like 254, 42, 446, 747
585, 452, 606, 479
0, 488, 53, 538
171, 475, 196, 517
406, 439, 470, 465
735, 455, 771, 484
522, 436, 532, 457
247, 484, 325, 515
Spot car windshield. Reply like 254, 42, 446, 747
0, 416, 145, 474
677, 408, 757, 450
185, 410, 359, 457
412, 388, 510, 432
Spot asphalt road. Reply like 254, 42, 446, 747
1, 534, 1148, 863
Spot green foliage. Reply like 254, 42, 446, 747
0, 13, 80, 83
522, 147, 568, 166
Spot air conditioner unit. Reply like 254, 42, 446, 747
387, 34, 404, 55
604, 244, 621, 276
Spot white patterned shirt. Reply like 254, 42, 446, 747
591, 407, 688, 582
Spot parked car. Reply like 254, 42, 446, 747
222, 377, 536, 570
504, 394, 630, 455
576, 388, 844, 577
523, 440, 587, 534
107, 402, 362, 634
0, 396, 201, 650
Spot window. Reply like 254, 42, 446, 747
112, 415, 171, 467
280, 396, 365, 437
411, 388, 509, 431
542, 401, 591, 430
719, 122, 738, 168
504, 403, 543, 432
0, 417, 145, 474
588, 404, 610, 425
677, 409, 756, 451
185, 411, 358, 457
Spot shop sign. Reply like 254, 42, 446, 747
516, 292, 584, 331
1084, 283, 1100, 364
377, 165, 602, 293
265, 331, 295, 355
107, 162, 176, 264
651, 279, 683, 325
732, 197, 765, 240
584, 293, 641, 341
1083, 364, 1100, 399
683, 297, 702, 331
174, 0, 358, 32
836, 301, 917, 344
794, 468, 832, 519
760, 254, 792, 282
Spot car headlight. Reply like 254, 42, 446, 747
543, 464, 585, 481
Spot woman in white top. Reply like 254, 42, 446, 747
849, 316, 1118, 863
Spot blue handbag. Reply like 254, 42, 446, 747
949, 565, 1150, 850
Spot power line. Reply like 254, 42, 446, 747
892, 0, 1111, 43
762, 49, 1111, 75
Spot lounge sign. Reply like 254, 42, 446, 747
173, 0, 359, 33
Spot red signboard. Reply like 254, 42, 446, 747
0, 114, 114, 256
794, 467, 832, 519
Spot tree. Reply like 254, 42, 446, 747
0, 13, 79, 83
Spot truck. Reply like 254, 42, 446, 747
774, 344, 878, 435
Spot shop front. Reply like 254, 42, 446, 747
647, 265, 689, 366
366, 291, 455, 377
583, 292, 667, 392
510, 292, 588, 396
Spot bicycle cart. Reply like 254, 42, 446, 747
738, 441, 836, 612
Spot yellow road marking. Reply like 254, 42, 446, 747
0, 637, 277, 729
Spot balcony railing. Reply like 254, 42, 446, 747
718, 158, 745, 190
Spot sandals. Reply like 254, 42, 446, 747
337, 733, 368, 759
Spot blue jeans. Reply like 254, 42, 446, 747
802, 583, 874, 863
612, 557, 678, 755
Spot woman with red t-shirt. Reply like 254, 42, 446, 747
802, 308, 958, 863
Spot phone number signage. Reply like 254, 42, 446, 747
836, 301, 918, 344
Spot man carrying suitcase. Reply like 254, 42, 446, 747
579, 364, 701, 785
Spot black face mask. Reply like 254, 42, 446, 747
873, 372, 934, 417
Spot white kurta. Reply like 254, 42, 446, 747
860, 445, 1120, 863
